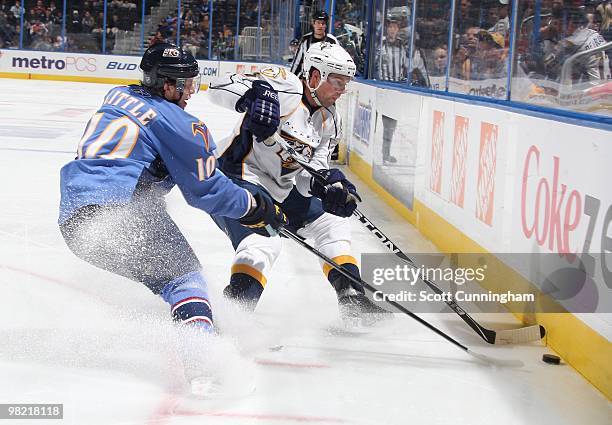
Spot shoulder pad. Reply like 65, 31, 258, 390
258, 66, 300, 89
258, 66, 303, 116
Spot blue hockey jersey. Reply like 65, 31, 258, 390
59, 85, 251, 223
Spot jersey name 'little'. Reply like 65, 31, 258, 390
103, 89, 158, 126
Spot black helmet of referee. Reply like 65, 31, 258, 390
312, 10, 329, 24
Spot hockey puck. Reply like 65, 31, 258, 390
542, 354, 561, 365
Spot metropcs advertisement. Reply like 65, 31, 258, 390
0, 49, 225, 84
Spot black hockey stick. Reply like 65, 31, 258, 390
352, 209, 546, 345
272, 133, 545, 345
278, 227, 469, 352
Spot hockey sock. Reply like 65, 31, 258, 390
223, 272, 264, 310
160, 271, 214, 332
328, 264, 364, 295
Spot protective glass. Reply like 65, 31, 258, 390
326, 75, 351, 93
176, 74, 202, 94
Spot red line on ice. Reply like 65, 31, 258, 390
255, 359, 330, 368
177, 410, 348, 423
1, 264, 115, 306
148, 399, 347, 424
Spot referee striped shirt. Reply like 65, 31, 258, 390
378, 37, 408, 82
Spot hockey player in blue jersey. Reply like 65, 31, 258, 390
58, 43, 286, 396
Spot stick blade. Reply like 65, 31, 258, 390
493, 325, 546, 345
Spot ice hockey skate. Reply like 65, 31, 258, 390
178, 329, 255, 401
332, 276, 393, 326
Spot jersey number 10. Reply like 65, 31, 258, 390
77, 113, 140, 159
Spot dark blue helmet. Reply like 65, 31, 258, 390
140, 42, 199, 91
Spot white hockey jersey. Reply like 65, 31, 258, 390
207, 65, 343, 202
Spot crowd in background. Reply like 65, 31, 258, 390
0, 0, 610, 105
324, 0, 611, 89
150, 0, 270, 59
0, 0, 275, 58
0, 0, 145, 52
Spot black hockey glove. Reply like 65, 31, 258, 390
240, 192, 288, 237
310, 168, 362, 218
235, 80, 281, 142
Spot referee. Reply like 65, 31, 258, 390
290, 10, 338, 76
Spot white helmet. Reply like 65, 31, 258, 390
302, 42, 356, 81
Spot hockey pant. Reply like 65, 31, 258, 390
59, 199, 213, 331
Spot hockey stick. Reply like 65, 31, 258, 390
272, 133, 545, 345
352, 209, 546, 345
278, 226, 469, 352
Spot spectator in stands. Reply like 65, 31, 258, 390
82, 11, 96, 33
0, 10, 15, 47
110, 14, 121, 33
559, 7, 607, 84
464, 26, 481, 55
456, 0, 479, 33
596, 0, 612, 71
183, 29, 202, 57
92, 23, 115, 52
26, 8, 37, 26
122, 0, 136, 11
32, 0, 46, 22
221, 23, 233, 40
290, 10, 338, 76
32, 34, 53, 51
53, 33, 66, 49
430, 45, 448, 76
245, 0, 259, 23
44, 8, 60, 26
284, 38, 300, 65
70, 10, 83, 33
452, 26, 482, 80
215, 24, 235, 60
10, 0, 24, 24
82, 1, 93, 14
95, 11, 104, 28
488, 1, 510, 37
11, 22, 20, 45
598, 1, 612, 40
149, 30, 167, 47
29, 17, 48, 38
199, 13, 209, 35
182, 9, 195, 33
475, 30, 507, 79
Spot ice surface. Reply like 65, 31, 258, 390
0, 79, 609, 425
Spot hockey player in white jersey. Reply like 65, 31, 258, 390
207, 42, 389, 318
